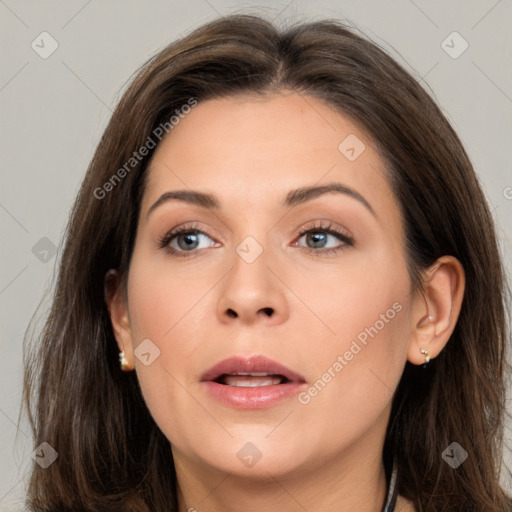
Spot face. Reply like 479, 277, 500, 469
113, 91, 418, 480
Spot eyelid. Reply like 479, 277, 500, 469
294, 220, 353, 243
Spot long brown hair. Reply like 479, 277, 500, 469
23, 13, 512, 512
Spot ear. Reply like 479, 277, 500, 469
407, 256, 465, 365
104, 269, 135, 371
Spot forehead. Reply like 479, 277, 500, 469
141, 92, 398, 224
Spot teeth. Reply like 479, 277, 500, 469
229, 372, 272, 377
223, 375, 283, 387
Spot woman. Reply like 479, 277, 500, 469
23, 13, 512, 512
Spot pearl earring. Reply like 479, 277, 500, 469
119, 351, 130, 371
419, 347, 431, 367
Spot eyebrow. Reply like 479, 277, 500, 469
146, 182, 376, 219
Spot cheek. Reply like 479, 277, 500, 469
294, 250, 411, 413
126, 245, 220, 348
294, 246, 410, 351
124, 248, 220, 440
333, 268, 409, 350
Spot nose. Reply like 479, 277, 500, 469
216, 243, 289, 326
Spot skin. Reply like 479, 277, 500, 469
106, 91, 465, 512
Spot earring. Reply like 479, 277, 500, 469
119, 351, 130, 371
419, 348, 430, 367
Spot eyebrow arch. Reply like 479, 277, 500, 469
146, 182, 375, 219
283, 183, 376, 216
147, 190, 220, 219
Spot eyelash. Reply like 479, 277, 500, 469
157, 221, 354, 258
295, 221, 354, 255
157, 222, 207, 258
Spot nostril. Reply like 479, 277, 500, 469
227, 308, 238, 318
261, 307, 273, 317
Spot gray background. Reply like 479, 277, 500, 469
1, 0, 511, 509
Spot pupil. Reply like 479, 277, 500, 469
308, 232, 326, 248
178, 233, 199, 250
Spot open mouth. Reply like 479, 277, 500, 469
214, 372, 291, 387
200, 355, 306, 408
201, 355, 305, 386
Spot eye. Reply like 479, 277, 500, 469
158, 221, 353, 258
294, 221, 353, 254
158, 223, 218, 256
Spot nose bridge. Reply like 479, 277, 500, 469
216, 229, 289, 325
229, 231, 273, 297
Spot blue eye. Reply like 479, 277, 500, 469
158, 221, 353, 258
170, 231, 214, 251
295, 222, 354, 254
158, 223, 217, 257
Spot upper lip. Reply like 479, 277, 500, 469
200, 355, 306, 383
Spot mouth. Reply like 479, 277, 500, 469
213, 372, 292, 387
200, 355, 307, 409
200, 354, 306, 386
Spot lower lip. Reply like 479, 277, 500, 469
201, 381, 307, 409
